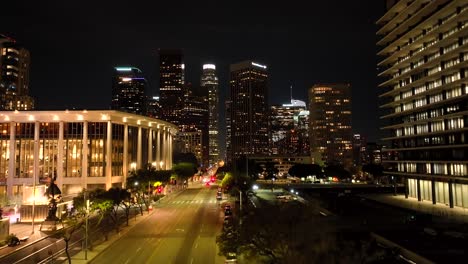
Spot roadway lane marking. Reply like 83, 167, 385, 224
136, 247, 142, 253
195, 243, 198, 248
191, 258, 194, 264
124, 259, 130, 264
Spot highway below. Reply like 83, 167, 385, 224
90, 182, 225, 264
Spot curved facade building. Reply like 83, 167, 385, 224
377, 0, 468, 208
0, 110, 177, 197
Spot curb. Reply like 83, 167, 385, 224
85, 208, 156, 263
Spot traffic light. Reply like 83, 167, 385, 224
157, 187, 162, 193
211, 176, 215, 182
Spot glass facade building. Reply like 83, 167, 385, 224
308, 84, 353, 168
0, 110, 177, 197
270, 99, 309, 156
111, 67, 148, 115
228, 61, 269, 162
201, 64, 220, 166
0, 34, 35, 111
159, 49, 185, 126
377, 0, 468, 208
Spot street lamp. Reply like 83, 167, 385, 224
159, 161, 164, 170
151, 162, 157, 168
130, 162, 137, 171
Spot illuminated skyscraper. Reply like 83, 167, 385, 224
111, 67, 147, 115
176, 83, 209, 166
377, 0, 468, 208
308, 84, 352, 168
201, 64, 220, 166
270, 98, 309, 155
0, 34, 34, 110
158, 49, 184, 125
228, 61, 269, 162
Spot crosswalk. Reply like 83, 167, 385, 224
168, 199, 219, 204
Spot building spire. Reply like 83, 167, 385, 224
290, 85, 293, 102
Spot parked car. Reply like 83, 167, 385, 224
216, 192, 223, 200
225, 252, 237, 263
224, 208, 232, 216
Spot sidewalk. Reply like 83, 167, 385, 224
362, 193, 468, 224
0, 222, 47, 256
66, 207, 155, 264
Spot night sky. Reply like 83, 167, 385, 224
1, 1, 386, 142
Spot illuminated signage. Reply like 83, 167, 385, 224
115, 67, 132, 71
251, 62, 267, 69
203, 64, 216, 70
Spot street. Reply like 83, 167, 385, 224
91, 182, 225, 264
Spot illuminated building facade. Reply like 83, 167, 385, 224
308, 84, 352, 168
111, 67, 147, 115
377, 0, 468, 208
201, 64, 220, 166
0, 110, 177, 198
0, 34, 34, 111
159, 49, 184, 126
177, 84, 209, 166
228, 61, 269, 162
270, 99, 309, 156
352, 134, 367, 167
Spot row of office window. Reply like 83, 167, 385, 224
398, 162, 467, 176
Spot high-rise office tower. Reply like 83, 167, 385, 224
377, 0, 468, 208
228, 61, 269, 162
111, 67, 147, 115
177, 83, 209, 166
270, 98, 309, 155
201, 64, 220, 166
352, 134, 367, 167
0, 34, 34, 110
308, 84, 353, 168
225, 99, 232, 163
159, 49, 184, 125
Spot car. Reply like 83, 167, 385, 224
216, 193, 223, 200
224, 204, 231, 210
224, 208, 232, 216
225, 252, 237, 263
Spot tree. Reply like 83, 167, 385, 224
220, 172, 234, 190
172, 162, 197, 180
324, 165, 351, 180
217, 201, 398, 263
362, 164, 384, 182
288, 164, 323, 178
263, 162, 279, 180
57, 214, 85, 264
173, 152, 198, 168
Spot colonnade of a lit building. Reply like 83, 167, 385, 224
0, 110, 177, 197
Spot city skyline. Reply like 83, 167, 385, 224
0, 1, 386, 142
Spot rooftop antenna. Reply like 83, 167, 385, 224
290, 85, 293, 102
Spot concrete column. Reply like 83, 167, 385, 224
7, 122, 15, 197
161, 128, 166, 170
431, 178, 436, 205
156, 127, 161, 170
164, 129, 169, 170
137, 126, 142, 169
57, 122, 64, 191
106, 121, 112, 190
416, 178, 421, 202
123, 124, 128, 186
148, 129, 153, 166
33, 122, 40, 186
404, 177, 409, 199
169, 133, 173, 169
82, 121, 88, 189
448, 180, 454, 208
